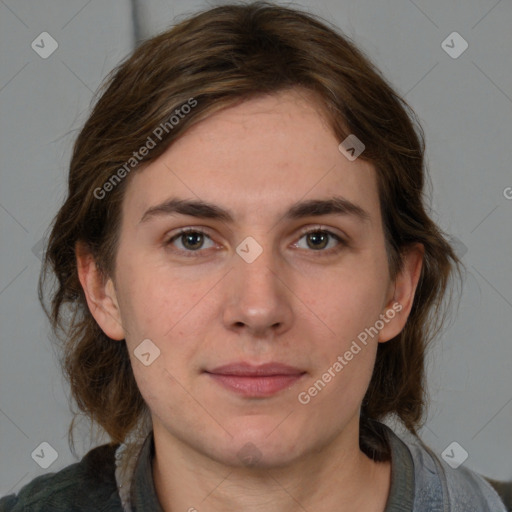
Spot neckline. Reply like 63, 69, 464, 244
119, 423, 415, 512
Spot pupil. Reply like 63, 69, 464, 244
308, 232, 327, 249
184, 232, 203, 250
181, 232, 329, 251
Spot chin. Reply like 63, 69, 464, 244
204, 420, 309, 469
216, 443, 302, 470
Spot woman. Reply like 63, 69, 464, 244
1, 2, 508, 511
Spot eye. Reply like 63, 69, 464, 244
165, 228, 215, 255
164, 226, 347, 258
293, 227, 346, 253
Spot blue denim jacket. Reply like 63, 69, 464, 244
386, 425, 508, 511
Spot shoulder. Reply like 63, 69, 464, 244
388, 426, 508, 511
0, 443, 122, 512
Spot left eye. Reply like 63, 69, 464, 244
294, 229, 344, 252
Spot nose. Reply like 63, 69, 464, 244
222, 243, 293, 338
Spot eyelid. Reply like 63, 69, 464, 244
164, 227, 218, 256
292, 224, 348, 253
295, 224, 347, 241
164, 224, 348, 256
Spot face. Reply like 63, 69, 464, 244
81, 88, 418, 468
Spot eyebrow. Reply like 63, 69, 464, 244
139, 195, 371, 225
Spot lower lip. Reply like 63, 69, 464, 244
206, 373, 305, 397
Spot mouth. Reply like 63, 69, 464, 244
204, 362, 307, 398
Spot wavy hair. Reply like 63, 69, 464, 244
38, 1, 463, 460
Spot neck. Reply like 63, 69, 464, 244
152, 420, 391, 512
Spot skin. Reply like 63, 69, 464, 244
76, 88, 423, 511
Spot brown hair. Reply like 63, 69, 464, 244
38, 1, 463, 460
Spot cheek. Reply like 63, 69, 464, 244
297, 253, 388, 394
114, 257, 199, 342
310, 259, 388, 338
300, 324, 378, 417
115, 264, 218, 385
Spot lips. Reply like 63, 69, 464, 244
205, 362, 306, 397
208, 362, 305, 376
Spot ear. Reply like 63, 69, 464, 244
75, 241, 125, 341
378, 243, 424, 343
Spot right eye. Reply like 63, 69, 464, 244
164, 228, 217, 256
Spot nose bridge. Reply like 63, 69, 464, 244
223, 236, 292, 332
240, 249, 275, 290
234, 237, 280, 301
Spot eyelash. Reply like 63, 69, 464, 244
164, 226, 347, 258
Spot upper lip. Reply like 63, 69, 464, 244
206, 362, 306, 376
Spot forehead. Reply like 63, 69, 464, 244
122, 89, 381, 228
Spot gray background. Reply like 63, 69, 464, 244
1, 0, 511, 496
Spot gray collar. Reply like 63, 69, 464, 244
125, 424, 415, 511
